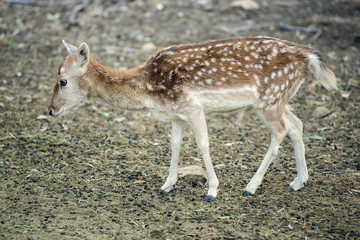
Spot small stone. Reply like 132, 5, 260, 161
129, 122, 147, 133
155, 3, 164, 11
142, 42, 157, 51
313, 106, 332, 118
230, 0, 260, 10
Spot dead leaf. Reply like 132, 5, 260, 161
47, 13, 61, 21
39, 126, 48, 132
214, 164, 226, 169
36, 115, 49, 121
114, 117, 126, 122
225, 142, 235, 147
190, 156, 202, 162
341, 92, 350, 99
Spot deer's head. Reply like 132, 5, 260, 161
48, 41, 90, 117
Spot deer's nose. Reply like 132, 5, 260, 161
48, 110, 53, 116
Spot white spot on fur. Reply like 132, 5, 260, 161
251, 52, 259, 59
272, 47, 278, 57
146, 83, 153, 91
254, 74, 260, 86
273, 85, 279, 93
271, 72, 276, 79
289, 73, 294, 80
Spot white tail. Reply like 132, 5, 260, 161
308, 53, 338, 90
48, 37, 338, 200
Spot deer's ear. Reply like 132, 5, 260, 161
75, 42, 90, 69
62, 40, 78, 54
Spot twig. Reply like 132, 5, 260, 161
0, 136, 10, 141
24, 70, 52, 78
117, 47, 154, 54
279, 23, 322, 40
234, 22, 276, 32
2, 0, 87, 6
201, 231, 218, 237
67, 3, 87, 28
2, 0, 50, 6
9, 133, 18, 140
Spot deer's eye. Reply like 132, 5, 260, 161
59, 78, 67, 87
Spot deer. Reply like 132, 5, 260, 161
48, 37, 338, 201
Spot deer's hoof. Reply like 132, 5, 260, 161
203, 195, 215, 201
242, 190, 254, 197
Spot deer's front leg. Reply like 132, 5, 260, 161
159, 119, 185, 194
186, 110, 219, 201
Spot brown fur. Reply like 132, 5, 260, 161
143, 37, 315, 104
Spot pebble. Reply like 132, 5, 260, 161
142, 42, 157, 51
230, 0, 260, 10
313, 106, 332, 118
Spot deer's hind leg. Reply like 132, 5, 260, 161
243, 108, 288, 195
283, 106, 308, 191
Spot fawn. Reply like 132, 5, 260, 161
48, 37, 338, 201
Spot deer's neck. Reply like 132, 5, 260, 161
83, 59, 150, 110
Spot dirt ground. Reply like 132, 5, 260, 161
0, 0, 359, 239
